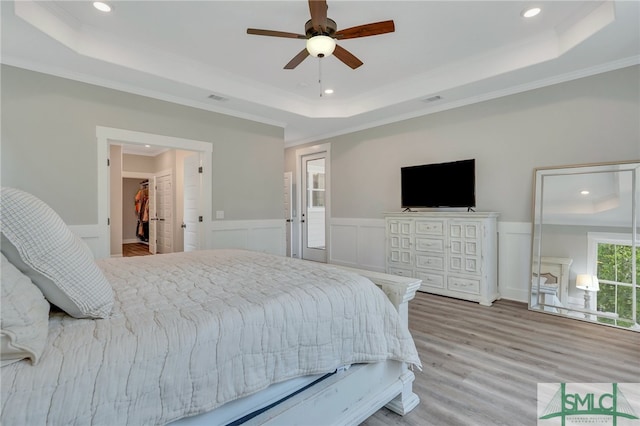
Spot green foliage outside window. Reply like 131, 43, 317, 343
596, 243, 638, 328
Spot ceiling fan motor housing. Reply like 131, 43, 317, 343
305, 18, 337, 38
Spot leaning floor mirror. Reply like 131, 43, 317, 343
530, 160, 639, 331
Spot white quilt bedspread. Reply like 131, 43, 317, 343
1, 249, 420, 426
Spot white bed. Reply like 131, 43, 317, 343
531, 256, 573, 312
0, 186, 422, 425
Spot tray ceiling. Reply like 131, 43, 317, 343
2, 1, 639, 146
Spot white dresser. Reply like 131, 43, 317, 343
385, 212, 499, 306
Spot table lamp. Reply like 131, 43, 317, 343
576, 274, 599, 310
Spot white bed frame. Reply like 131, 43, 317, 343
532, 256, 573, 310
172, 267, 422, 426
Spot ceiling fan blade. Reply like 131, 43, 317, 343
335, 20, 395, 40
333, 44, 363, 69
308, 0, 328, 33
247, 28, 306, 39
284, 48, 310, 69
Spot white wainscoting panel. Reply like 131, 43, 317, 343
497, 221, 532, 303
208, 220, 285, 256
329, 218, 386, 272
69, 225, 105, 258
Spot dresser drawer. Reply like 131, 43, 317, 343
388, 267, 414, 278
415, 237, 444, 253
415, 220, 445, 236
415, 253, 445, 271
416, 271, 445, 289
447, 276, 480, 294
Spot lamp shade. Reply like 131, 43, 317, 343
576, 274, 600, 291
306, 35, 336, 58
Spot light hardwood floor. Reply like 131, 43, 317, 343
362, 292, 640, 426
122, 243, 151, 257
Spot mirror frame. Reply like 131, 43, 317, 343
529, 160, 639, 331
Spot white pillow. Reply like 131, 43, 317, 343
1, 253, 50, 366
0, 187, 113, 318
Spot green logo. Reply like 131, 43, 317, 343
539, 383, 639, 425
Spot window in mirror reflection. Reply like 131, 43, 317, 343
588, 233, 639, 329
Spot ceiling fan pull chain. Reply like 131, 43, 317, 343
319, 58, 323, 97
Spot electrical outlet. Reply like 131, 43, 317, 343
216, 210, 224, 219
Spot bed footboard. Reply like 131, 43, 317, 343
334, 266, 422, 416
333, 266, 421, 326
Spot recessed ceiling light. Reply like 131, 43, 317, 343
324, 89, 334, 95
522, 7, 541, 18
144, 145, 151, 148
581, 190, 590, 195
93, 2, 112, 13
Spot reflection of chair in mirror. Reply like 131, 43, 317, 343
531, 257, 573, 312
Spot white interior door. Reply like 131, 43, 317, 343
284, 171, 293, 257
301, 153, 326, 263
155, 172, 173, 254
183, 154, 201, 252
149, 176, 157, 254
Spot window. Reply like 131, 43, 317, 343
306, 160, 325, 209
588, 233, 638, 328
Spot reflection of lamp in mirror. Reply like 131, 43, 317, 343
576, 274, 600, 312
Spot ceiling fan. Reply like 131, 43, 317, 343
246, 0, 395, 70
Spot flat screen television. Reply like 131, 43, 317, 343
401, 159, 475, 208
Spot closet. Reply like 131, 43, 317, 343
134, 180, 149, 243
122, 178, 150, 246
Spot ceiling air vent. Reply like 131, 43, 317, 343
208, 94, 229, 102
422, 95, 442, 103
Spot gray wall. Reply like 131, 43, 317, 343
285, 66, 640, 222
1, 65, 285, 225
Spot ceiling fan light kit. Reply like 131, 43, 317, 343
246, 0, 395, 70
306, 35, 336, 58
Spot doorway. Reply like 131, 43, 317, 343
296, 143, 331, 263
97, 126, 213, 260
118, 155, 179, 257
123, 176, 152, 257
301, 153, 326, 262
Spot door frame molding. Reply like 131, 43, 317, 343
97, 126, 213, 259
295, 143, 331, 263
284, 171, 293, 257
